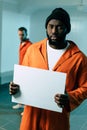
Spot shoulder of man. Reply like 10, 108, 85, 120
68, 40, 87, 63
28, 38, 47, 49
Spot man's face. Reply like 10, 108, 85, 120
46, 19, 67, 45
18, 30, 27, 42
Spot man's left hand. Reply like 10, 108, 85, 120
54, 93, 69, 108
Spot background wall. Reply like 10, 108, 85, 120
0, 1, 3, 83
1, 10, 30, 73
0, 7, 30, 84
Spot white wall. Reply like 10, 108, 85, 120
0, 2, 3, 73
29, 9, 51, 42
1, 10, 30, 73
30, 8, 87, 55
67, 14, 87, 54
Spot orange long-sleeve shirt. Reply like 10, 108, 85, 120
19, 40, 32, 65
20, 38, 87, 130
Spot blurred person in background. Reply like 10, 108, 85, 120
12, 27, 32, 116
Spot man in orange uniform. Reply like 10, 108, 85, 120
18, 27, 32, 65
12, 27, 32, 111
10, 8, 87, 130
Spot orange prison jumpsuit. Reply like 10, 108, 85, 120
20, 38, 87, 130
19, 40, 32, 65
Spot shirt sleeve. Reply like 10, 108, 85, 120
68, 57, 87, 112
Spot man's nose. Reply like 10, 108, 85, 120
52, 27, 57, 34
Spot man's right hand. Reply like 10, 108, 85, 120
9, 82, 19, 95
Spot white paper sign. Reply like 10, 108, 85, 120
12, 64, 66, 113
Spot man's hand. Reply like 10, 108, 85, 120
54, 93, 69, 108
9, 82, 19, 95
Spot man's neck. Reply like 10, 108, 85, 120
21, 38, 28, 45
49, 40, 67, 49
21, 42, 26, 46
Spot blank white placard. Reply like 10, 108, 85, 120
12, 64, 66, 113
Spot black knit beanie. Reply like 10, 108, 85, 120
45, 8, 71, 34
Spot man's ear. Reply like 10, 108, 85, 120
65, 28, 70, 34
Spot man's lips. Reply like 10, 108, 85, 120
51, 35, 57, 40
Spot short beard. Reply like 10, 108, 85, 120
46, 32, 66, 46
46, 32, 67, 49
46, 33, 58, 46
21, 38, 27, 43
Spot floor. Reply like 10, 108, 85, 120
0, 83, 87, 130
0, 83, 22, 130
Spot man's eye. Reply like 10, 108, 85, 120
57, 26, 64, 30
50, 25, 54, 28
19, 34, 24, 36
57, 26, 62, 29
